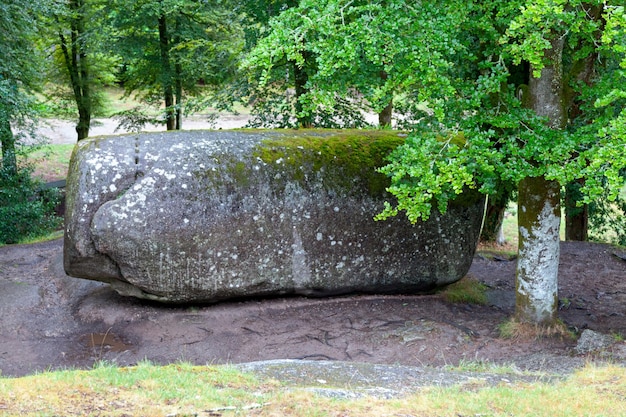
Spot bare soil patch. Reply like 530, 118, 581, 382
0, 239, 625, 379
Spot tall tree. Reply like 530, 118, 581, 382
109, 0, 242, 130
55, 0, 92, 140
43, 0, 119, 141
380, 0, 625, 324
515, 31, 567, 323
256, 0, 626, 324
0, 1, 45, 174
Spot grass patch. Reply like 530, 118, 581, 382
440, 276, 488, 305
443, 358, 524, 375
498, 318, 576, 341
14, 230, 64, 245
1, 362, 625, 416
0, 361, 274, 416
26, 144, 75, 182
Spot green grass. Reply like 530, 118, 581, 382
1, 362, 625, 416
26, 144, 75, 182
443, 358, 524, 374
12, 230, 64, 245
440, 276, 488, 305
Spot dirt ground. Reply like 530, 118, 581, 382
37, 114, 251, 145
0, 238, 625, 378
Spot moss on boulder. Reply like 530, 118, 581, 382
64, 129, 484, 303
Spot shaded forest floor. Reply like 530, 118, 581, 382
0, 239, 625, 378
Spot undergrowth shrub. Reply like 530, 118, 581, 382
0, 166, 61, 244
589, 192, 626, 246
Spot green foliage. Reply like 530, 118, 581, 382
243, 0, 468, 125
109, 0, 244, 122
588, 178, 626, 246
0, 0, 47, 176
37, 83, 113, 119
245, 86, 371, 129
370, 1, 626, 226
0, 166, 61, 245
112, 106, 167, 132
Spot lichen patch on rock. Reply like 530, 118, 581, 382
64, 130, 484, 303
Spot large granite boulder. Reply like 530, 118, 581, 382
64, 130, 485, 303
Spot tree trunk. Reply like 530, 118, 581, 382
378, 70, 392, 127
174, 17, 183, 130
565, 179, 588, 241
480, 186, 511, 245
516, 176, 561, 324
158, 14, 175, 131
76, 102, 91, 140
515, 34, 566, 324
293, 55, 312, 128
0, 119, 17, 176
58, 0, 91, 141
378, 100, 393, 128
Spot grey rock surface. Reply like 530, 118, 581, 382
64, 130, 485, 303
575, 329, 616, 354
236, 359, 559, 398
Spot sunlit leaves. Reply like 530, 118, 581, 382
244, 0, 466, 120
374, 0, 626, 224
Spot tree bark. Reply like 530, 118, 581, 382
58, 0, 91, 141
565, 179, 588, 241
158, 14, 175, 131
516, 176, 561, 324
378, 100, 393, 128
515, 34, 566, 324
378, 71, 392, 127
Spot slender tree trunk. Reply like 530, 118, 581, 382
378, 70, 392, 127
515, 35, 566, 325
293, 53, 312, 128
74, 0, 90, 141
481, 184, 512, 244
175, 65, 183, 130
174, 17, 183, 130
58, 0, 91, 141
516, 176, 561, 324
379, 101, 393, 128
565, 179, 588, 241
158, 14, 175, 131
0, 119, 17, 176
